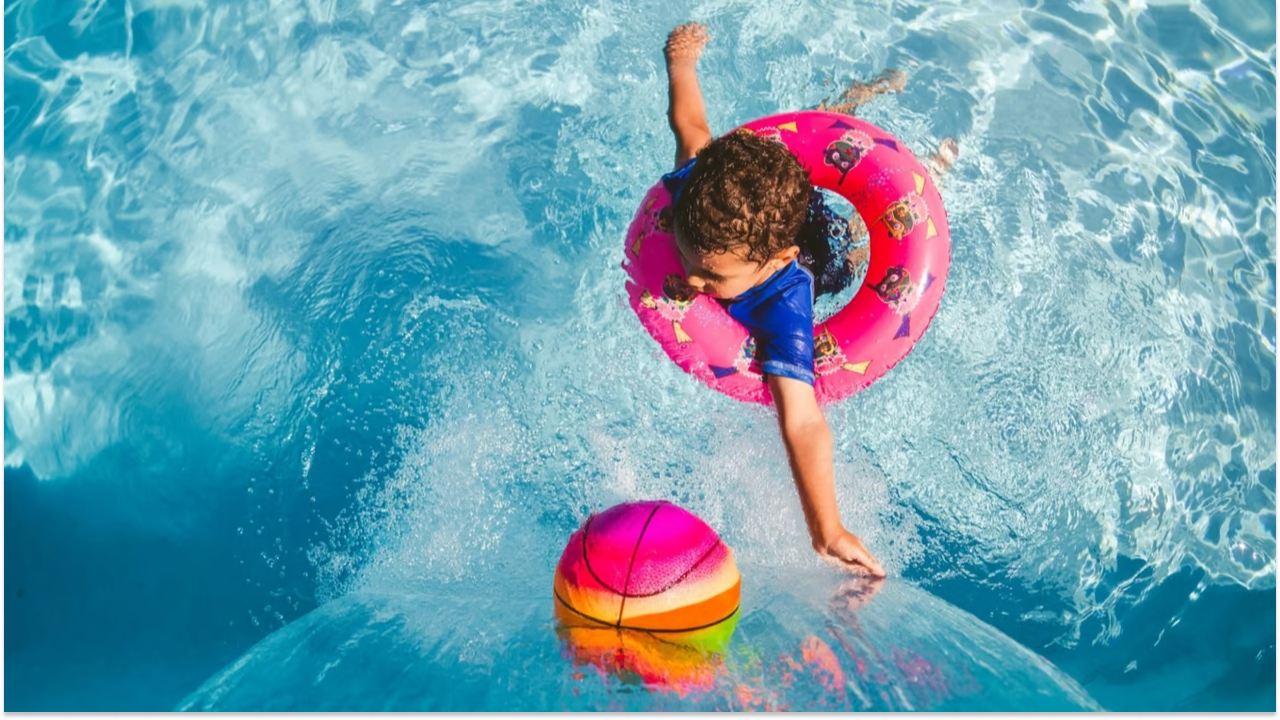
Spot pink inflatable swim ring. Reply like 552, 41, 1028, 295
623, 111, 951, 405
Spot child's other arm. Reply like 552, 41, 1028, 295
664, 23, 713, 169
769, 374, 886, 576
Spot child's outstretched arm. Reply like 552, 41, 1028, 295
769, 374, 886, 576
664, 23, 713, 169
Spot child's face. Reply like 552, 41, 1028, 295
674, 232, 799, 300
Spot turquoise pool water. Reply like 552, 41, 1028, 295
4, 0, 1275, 711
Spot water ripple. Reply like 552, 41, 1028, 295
3, 0, 1275, 709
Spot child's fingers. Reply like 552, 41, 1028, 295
663, 24, 711, 64
824, 554, 881, 577
845, 547, 886, 577
859, 549, 886, 577
668, 22, 710, 42
848, 557, 883, 577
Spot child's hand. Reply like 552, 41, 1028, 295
665, 22, 711, 69
816, 527, 885, 577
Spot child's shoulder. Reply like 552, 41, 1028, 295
732, 263, 816, 385
759, 262, 814, 302
729, 262, 813, 323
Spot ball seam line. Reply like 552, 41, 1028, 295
580, 513, 628, 597
619, 538, 724, 599
616, 502, 665, 625
580, 502, 680, 599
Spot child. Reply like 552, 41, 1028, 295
662, 22, 889, 576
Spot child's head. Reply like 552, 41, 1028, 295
672, 130, 812, 299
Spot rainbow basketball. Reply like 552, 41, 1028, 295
553, 500, 741, 634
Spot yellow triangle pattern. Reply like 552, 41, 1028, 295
673, 321, 693, 344
777, 121, 798, 133
926, 217, 937, 239
844, 361, 870, 374
914, 172, 925, 194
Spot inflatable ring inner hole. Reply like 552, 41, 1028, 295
808, 189, 870, 324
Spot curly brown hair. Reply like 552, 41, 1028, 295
673, 130, 812, 263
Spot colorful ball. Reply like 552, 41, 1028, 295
553, 500, 741, 633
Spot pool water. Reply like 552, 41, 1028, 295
4, 0, 1275, 711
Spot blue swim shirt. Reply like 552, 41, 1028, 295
719, 263, 816, 386
661, 158, 817, 386
662, 157, 697, 202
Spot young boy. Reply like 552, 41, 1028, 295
663, 22, 885, 576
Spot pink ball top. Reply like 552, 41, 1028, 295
581, 500, 723, 596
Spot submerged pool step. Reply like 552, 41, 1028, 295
176, 566, 1102, 712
